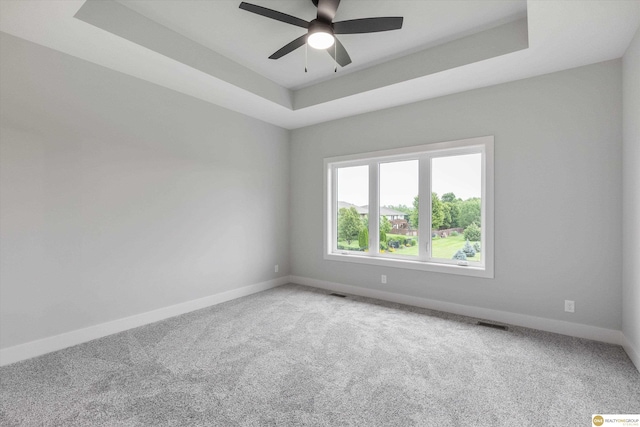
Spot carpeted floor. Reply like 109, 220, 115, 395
1, 283, 638, 426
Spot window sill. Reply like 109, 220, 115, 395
324, 252, 494, 278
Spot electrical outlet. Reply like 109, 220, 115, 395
381, 274, 387, 284
275, 264, 279, 273
564, 300, 575, 313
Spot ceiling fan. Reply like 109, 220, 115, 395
239, 0, 403, 68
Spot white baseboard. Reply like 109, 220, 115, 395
290, 275, 624, 346
0, 276, 289, 367
621, 334, 640, 373
5, 276, 635, 372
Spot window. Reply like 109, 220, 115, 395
324, 136, 494, 278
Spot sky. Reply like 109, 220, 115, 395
337, 154, 481, 207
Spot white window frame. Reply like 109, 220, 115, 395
324, 135, 494, 278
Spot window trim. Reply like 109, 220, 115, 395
324, 135, 494, 279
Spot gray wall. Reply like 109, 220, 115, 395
623, 27, 640, 358
0, 28, 634, 354
291, 60, 623, 330
0, 34, 290, 349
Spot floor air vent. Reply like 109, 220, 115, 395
329, 293, 347, 298
477, 321, 508, 331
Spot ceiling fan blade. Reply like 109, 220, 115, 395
269, 34, 307, 59
317, 0, 340, 22
334, 17, 403, 34
239, 2, 309, 29
327, 37, 351, 67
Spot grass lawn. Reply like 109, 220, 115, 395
430, 234, 481, 262
338, 234, 481, 262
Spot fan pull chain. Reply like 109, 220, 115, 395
305, 42, 308, 73
334, 42, 337, 72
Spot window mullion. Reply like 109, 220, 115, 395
368, 161, 380, 256
418, 156, 431, 261
330, 165, 338, 253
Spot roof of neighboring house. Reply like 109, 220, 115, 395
337, 201, 368, 215
338, 202, 407, 217
362, 205, 408, 217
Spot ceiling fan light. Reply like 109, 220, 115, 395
307, 20, 335, 50
308, 31, 334, 49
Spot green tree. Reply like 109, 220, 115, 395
358, 227, 369, 249
464, 222, 481, 241
458, 198, 481, 229
447, 201, 461, 228
380, 216, 392, 234
338, 207, 361, 244
462, 240, 476, 258
441, 202, 453, 229
380, 216, 392, 243
441, 192, 458, 203
431, 192, 445, 230
410, 195, 420, 228
410, 193, 447, 230
452, 249, 467, 261
358, 215, 392, 244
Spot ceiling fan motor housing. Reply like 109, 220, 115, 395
309, 19, 333, 34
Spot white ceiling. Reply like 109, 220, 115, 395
116, 0, 527, 90
1, 1, 639, 129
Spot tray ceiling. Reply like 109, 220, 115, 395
1, 1, 638, 129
